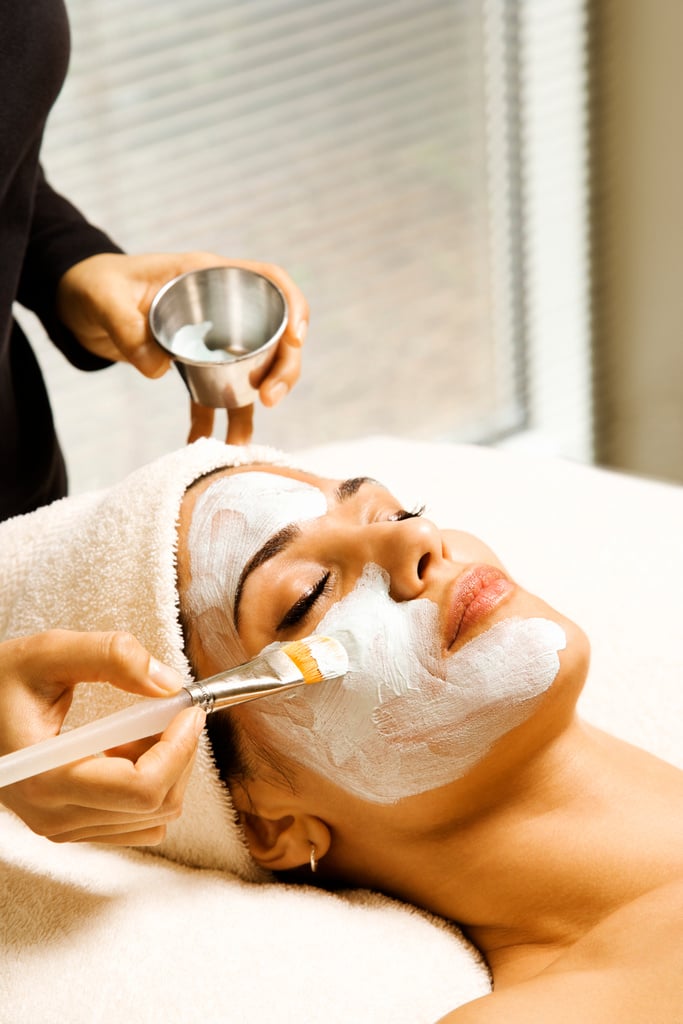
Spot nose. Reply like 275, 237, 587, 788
366, 515, 444, 602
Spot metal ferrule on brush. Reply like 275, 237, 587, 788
182, 648, 306, 713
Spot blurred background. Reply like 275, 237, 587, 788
16, 0, 683, 492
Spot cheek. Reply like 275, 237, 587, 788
507, 589, 591, 699
240, 565, 577, 805
441, 529, 507, 570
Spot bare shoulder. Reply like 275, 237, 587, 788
437, 881, 683, 1024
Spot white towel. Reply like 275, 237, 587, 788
0, 437, 295, 878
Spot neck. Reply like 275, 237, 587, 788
349, 717, 683, 977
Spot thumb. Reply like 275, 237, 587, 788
99, 293, 170, 379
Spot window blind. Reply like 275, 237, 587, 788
25, 0, 590, 491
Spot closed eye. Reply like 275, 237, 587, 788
389, 504, 425, 522
277, 571, 332, 632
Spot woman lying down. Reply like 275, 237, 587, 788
1, 439, 681, 1023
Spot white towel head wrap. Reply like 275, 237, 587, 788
0, 438, 297, 879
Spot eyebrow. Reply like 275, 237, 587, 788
234, 523, 301, 629
335, 476, 375, 501
232, 476, 376, 628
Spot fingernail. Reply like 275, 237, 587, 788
296, 321, 308, 345
269, 381, 288, 405
148, 657, 183, 693
190, 707, 206, 736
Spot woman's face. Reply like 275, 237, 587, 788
179, 465, 588, 804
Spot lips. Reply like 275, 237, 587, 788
445, 565, 514, 648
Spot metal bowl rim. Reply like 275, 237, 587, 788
148, 265, 288, 365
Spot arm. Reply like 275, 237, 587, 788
16, 170, 310, 443
15, 165, 123, 371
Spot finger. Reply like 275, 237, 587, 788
106, 322, 171, 379
188, 401, 215, 443
39, 804, 178, 840
259, 336, 303, 407
52, 729, 199, 842
127, 339, 171, 379
55, 707, 204, 811
286, 314, 308, 350
104, 726, 195, 794
14, 739, 196, 837
103, 735, 158, 762
85, 825, 168, 846
226, 404, 254, 445
99, 299, 171, 379
15, 629, 182, 700
53, 823, 170, 846
1, 776, 167, 839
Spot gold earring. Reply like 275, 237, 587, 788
309, 842, 318, 874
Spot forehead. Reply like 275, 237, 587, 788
177, 465, 323, 584
177, 463, 396, 598
190, 463, 336, 503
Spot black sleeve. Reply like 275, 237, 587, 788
15, 165, 124, 371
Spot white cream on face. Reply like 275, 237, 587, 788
187, 472, 567, 802
247, 565, 567, 803
186, 472, 327, 669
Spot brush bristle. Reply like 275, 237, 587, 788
283, 636, 348, 684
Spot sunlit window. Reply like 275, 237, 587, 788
24, 0, 590, 490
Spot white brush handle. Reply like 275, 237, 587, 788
0, 691, 192, 788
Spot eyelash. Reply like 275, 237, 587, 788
276, 503, 425, 631
277, 571, 332, 631
389, 504, 425, 522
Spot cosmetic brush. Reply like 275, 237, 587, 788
0, 635, 347, 788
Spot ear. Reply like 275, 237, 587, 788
233, 778, 331, 873
239, 809, 331, 873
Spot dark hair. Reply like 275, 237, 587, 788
206, 709, 249, 789
178, 460, 303, 794
207, 706, 299, 798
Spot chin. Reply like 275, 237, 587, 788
540, 610, 591, 721
508, 588, 592, 699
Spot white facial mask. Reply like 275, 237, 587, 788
186, 472, 327, 669
248, 565, 567, 802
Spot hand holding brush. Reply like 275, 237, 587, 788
0, 630, 346, 844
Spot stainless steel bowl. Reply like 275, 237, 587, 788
148, 266, 288, 408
